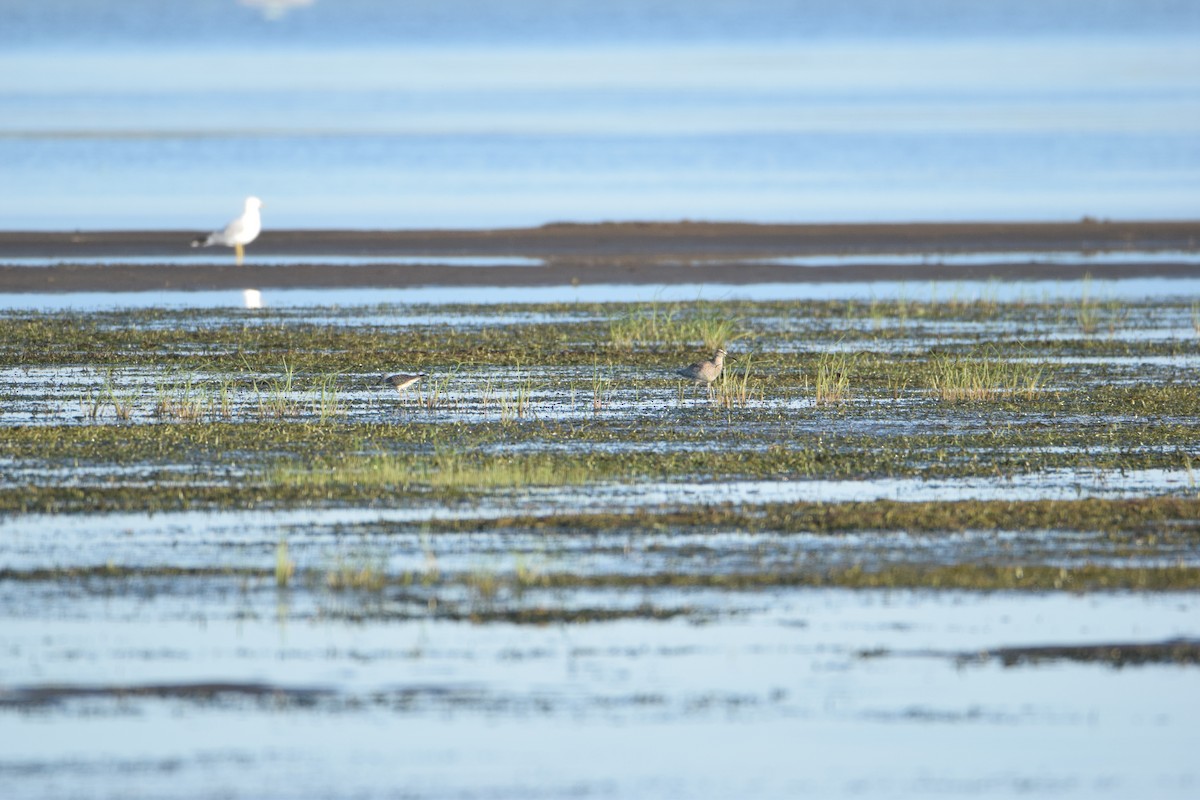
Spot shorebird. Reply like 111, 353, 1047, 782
191, 196, 263, 266
381, 372, 426, 394
677, 347, 728, 397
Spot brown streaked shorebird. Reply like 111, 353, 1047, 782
676, 347, 728, 396
382, 372, 426, 393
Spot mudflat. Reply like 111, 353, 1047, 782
2, 220, 1199, 292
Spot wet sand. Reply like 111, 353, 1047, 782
2, 220, 1199, 292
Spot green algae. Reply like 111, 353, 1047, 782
2, 415, 1198, 514
269, 451, 595, 491
0, 565, 264, 581
972, 638, 1200, 667
412, 498, 1200, 537
4, 561, 1197, 594
1, 297, 1195, 373
4, 297, 1199, 596
519, 564, 1200, 592
2, 413, 1196, 468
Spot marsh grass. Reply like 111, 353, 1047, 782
868, 297, 882, 329
466, 566, 502, 603
929, 354, 1044, 403
325, 553, 387, 591
499, 371, 537, 422
591, 360, 612, 412
1103, 296, 1128, 336
216, 376, 235, 418
419, 370, 455, 411
514, 555, 548, 591
268, 450, 593, 491
274, 538, 295, 588
431, 450, 587, 487
77, 369, 138, 421
153, 372, 258, 422
311, 373, 345, 422
607, 300, 746, 350
713, 353, 757, 408
419, 531, 440, 584
867, 296, 904, 332
465, 557, 550, 606
480, 377, 496, 410
100, 370, 136, 421
154, 373, 205, 421
80, 387, 104, 420
109, 394, 135, 422
1076, 274, 1101, 334
256, 360, 300, 418
1183, 451, 1199, 498
608, 299, 678, 348
691, 305, 744, 351
813, 352, 854, 405
886, 370, 912, 401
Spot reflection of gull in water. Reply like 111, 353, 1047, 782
191, 196, 263, 266
243, 289, 263, 309
239, 0, 316, 21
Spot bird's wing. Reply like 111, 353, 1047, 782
221, 214, 248, 242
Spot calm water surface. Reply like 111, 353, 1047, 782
1, 0, 1198, 228
3, 5, 1200, 798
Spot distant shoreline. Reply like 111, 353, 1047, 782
2, 221, 1198, 293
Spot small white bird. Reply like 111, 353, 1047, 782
382, 372, 426, 393
192, 196, 263, 266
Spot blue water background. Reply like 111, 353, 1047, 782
1, 0, 1198, 229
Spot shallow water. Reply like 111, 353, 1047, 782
7, 275, 1200, 311
5, 498, 1198, 577
1, 1, 1198, 229
6, 250, 1199, 270
4, 290, 1200, 797
2, 590, 1198, 799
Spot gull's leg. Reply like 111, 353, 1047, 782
235, 243, 244, 266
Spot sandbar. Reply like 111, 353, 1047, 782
1, 220, 1198, 293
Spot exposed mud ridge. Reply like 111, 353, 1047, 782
973, 638, 1200, 667
322, 600, 696, 625
0, 681, 333, 709
3, 221, 1200, 291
